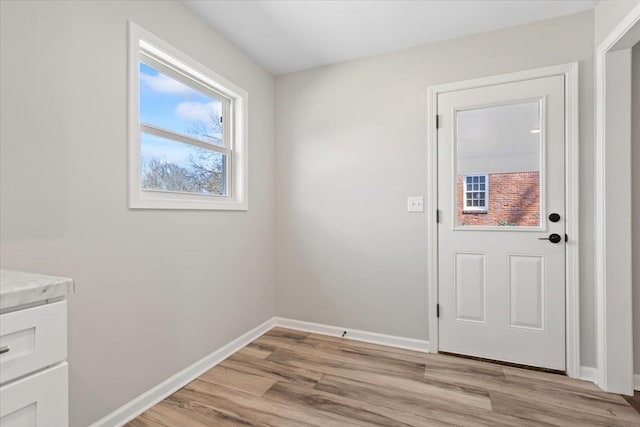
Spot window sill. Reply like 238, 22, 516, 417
462, 210, 488, 215
129, 191, 247, 211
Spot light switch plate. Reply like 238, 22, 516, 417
407, 196, 424, 212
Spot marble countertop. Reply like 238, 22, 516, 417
0, 269, 74, 311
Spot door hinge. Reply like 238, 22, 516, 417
436, 304, 440, 318
436, 114, 440, 129
565, 233, 568, 242
436, 209, 440, 223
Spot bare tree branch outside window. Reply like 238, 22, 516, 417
142, 111, 225, 195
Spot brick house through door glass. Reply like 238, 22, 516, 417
456, 172, 540, 226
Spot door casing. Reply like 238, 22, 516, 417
595, 3, 640, 395
426, 63, 580, 379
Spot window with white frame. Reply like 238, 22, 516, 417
129, 23, 248, 210
463, 175, 488, 211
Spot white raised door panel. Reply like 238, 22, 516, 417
454, 253, 487, 323
438, 75, 566, 370
0, 301, 67, 384
0, 362, 68, 426
509, 255, 545, 330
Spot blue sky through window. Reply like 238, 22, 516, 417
141, 132, 192, 168
139, 63, 223, 144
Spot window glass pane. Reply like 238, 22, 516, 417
139, 63, 224, 146
456, 101, 541, 227
140, 133, 226, 195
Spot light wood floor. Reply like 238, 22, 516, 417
128, 328, 640, 426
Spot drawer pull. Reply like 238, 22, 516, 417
0, 346, 9, 355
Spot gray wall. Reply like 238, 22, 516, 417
633, 42, 640, 375
594, 0, 640, 47
275, 12, 597, 366
0, 1, 275, 426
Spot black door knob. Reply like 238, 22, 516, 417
549, 213, 561, 223
538, 233, 562, 244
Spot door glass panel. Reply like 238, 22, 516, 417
455, 101, 541, 228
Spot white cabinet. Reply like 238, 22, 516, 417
0, 363, 68, 426
0, 271, 73, 427
0, 302, 67, 384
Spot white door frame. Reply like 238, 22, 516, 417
427, 63, 581, 379
595, 3, 640, 395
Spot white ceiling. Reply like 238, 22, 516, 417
182, 0, 598, 75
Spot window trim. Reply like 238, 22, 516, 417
128, 22, 248, 210
462, 174, 489, 212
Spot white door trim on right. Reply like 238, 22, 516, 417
426, 62, 580, 379
594, 3, 640, 396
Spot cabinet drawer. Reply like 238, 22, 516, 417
0, 362, 68, 427
0, 301, 67, 384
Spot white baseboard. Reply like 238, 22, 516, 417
90, 317, 276, 427
273, 317, 430, 353
579, 365, 596, 383
576, 366, 640, 392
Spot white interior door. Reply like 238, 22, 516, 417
437, 75, 566, 370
